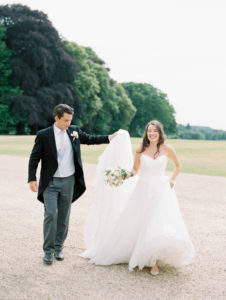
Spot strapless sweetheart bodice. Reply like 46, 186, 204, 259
139, 154, 168, 178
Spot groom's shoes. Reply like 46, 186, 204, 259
55, 250, 64, 261
43, 252, 53, 265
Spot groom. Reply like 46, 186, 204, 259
28, 104, 116, 264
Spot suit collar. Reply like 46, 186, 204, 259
47, 125, 57, 160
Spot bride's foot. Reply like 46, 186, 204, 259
150, 264, 159, 276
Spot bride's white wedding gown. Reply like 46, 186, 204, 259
80, 130, 194, 270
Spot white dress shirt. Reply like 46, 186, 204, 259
53, 124, 75, 178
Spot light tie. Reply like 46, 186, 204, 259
59, 130, 66, 156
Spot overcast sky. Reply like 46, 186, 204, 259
2, 0, 226, 130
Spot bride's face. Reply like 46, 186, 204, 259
147, 124, 160, 143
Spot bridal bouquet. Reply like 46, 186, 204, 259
105, 167, 134, 187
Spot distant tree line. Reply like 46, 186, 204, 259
0, 4, 225, 140
174, 124, 226, 140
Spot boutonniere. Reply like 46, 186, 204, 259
71, 131, 79, 141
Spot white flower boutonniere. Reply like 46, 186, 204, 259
71, 131, 79, 141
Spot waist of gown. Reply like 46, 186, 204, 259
137, 174, 169, 184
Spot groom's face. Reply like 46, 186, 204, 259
55, 113, 72, 130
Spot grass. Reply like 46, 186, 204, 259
0, 135, 226, 177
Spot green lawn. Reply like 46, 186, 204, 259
0, 135, 225, 177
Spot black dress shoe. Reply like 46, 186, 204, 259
43, 253, 53, 265
55, 251, 64, 261
55, 251, 64, 260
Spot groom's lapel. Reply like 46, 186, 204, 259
67, 128, 79, 156
47, 126, 57, 161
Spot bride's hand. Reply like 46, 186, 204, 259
169, 179, 175, 188
126, 171, 134, 179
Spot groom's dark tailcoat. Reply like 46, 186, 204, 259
28, 125, 109, 203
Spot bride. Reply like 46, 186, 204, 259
80, 120, 195, 275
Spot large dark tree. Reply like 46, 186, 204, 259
0, 23, 21, 133
0, 4, 78, 133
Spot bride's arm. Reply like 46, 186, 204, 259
166, 144, 181, 188
131, 148, 142, 175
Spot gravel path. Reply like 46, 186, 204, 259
0, 155, 225, 300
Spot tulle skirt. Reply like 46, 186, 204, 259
80, 130, 194, 270
80, 175, 194, 270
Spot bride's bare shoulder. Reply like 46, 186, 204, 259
162, 143, 176, 155
162, 143, 174, 150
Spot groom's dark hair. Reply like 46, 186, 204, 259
53, 104, 74, 119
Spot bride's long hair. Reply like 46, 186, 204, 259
138, 120, 166, 158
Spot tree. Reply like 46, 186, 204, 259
64, 41, 136, 134
0, 4, 78, 134
0, 103, 15, 133
122, 82, 177, 136
186, 123, 191, 130
0, 23, 21, 133
86, 59, 136, 134
110, 84, 137, 132
64, 41, 102, 128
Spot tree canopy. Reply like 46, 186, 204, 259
0, 23, 21, 132
64, 41, 136, 134
122, 82, 177, 136
0, 4, 78, 133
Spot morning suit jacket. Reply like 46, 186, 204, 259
28, 125, 109, 203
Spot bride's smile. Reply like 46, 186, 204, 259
147, 125, 160, 143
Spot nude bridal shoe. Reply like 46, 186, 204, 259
150, 270, 159, 276
150, 266, 159, 276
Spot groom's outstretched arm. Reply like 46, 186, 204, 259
78, 128, 117, 145
28, 133, 43, 191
